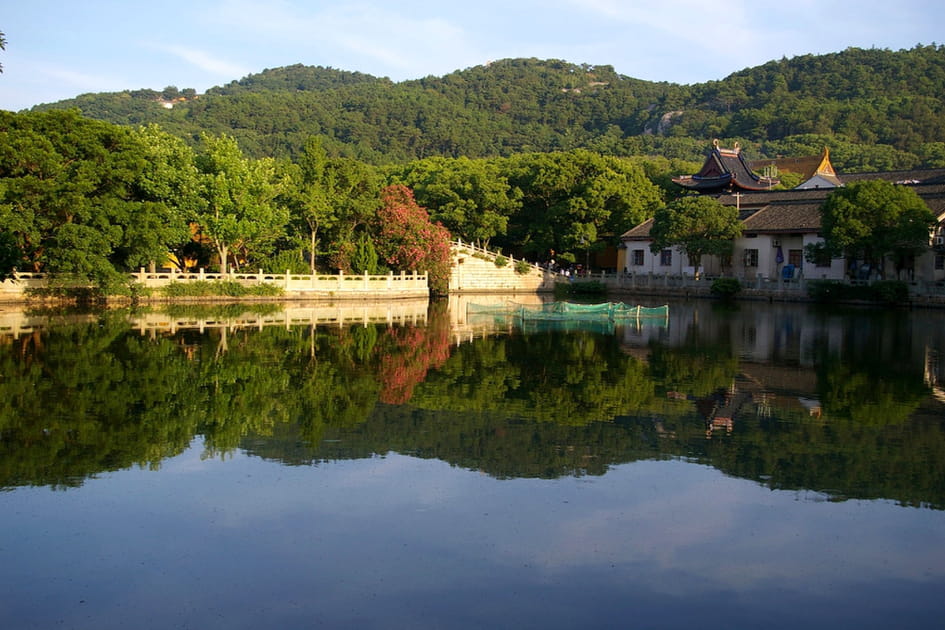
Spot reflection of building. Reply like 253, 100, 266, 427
926, 346, 945, 404
694, 384, 743, 439
622, 143, 945, 284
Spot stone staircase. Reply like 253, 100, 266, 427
448, 241, 558, 293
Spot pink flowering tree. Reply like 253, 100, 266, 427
376, 185, 452, 295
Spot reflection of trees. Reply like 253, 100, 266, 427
646, 341, 739, 399
411, 330, 656, 424
0, 315, 201, 488
817, 357, 929, 425
698, 406, 945, 509
375, 301, 452, 404
1, 305, 943, 509
0, 314, 391, 485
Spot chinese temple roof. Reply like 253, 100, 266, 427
672, 141, 779, 193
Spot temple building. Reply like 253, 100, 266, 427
620, 142, 945, 284
671, 140, 779, 193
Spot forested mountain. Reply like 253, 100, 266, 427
30, 45, 945, 171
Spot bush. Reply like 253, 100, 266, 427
514, 260, 531, 274
494, 254, 509, 267
871, 280, 909, 304
558, 280, 607, 297
808, 280, 848, 302
807, 280, 908, 304
261, 249, 310, 274
351, 233, 381, 274
710, 277, 742, 299
160, 280, 284, 298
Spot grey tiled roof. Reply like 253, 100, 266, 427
621, 218, 654, 239
740, 202, 823, 233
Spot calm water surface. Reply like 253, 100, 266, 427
1, 298, 944, 629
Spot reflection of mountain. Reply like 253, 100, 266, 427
1, 302, 944, 509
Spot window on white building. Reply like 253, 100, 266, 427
632, 249, 645, 266
660, 249, 672, 266
743, 249, 759, 267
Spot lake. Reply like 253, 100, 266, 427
1, 297, 944, 629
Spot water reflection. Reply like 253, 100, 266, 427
1, 300, 943, 509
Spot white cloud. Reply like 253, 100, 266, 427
201, 0, 478, 78
158, 44, 251, 79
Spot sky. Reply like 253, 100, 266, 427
1, 0, 941, 112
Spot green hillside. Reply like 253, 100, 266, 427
29, 45, 945, 170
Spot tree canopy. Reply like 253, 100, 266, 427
817, 179, 936, 274
388, 156, 517, 248
502, 150, 662, 260
648, 195, 742, 273
0, 110, 190, 286
374, 184, 452, 294
193, 133, 287, 274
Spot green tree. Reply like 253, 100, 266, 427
502, 150, 662, 262
649, 195, 742, 275
288, 137, 336, 273
194, 134, 287, 274
0, 111, 191, 287
127, 124, 198, 270
818, 179, 936, 276
320, 157, 381, 272
389, 156, 518, 247
350, 231, 380, 274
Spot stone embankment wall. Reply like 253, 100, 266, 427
448, 242, 558, 293
0, 269, 429, 302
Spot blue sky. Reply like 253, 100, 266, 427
1, 0, 941, 111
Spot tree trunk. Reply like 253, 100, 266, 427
310, 229, 317, 274
218, 244, 228, 275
